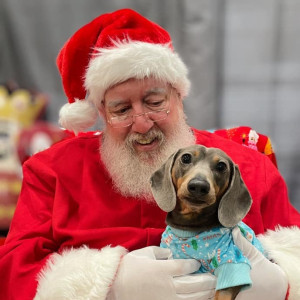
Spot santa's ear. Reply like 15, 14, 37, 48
98, 100, 105, 117
150, 150, 179, 212
218, 164, 252, 227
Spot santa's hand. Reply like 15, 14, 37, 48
107, 246, 216, 300
232, 227, 288, 300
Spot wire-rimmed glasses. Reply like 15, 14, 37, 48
107, 107, 170, 128
106, 87, 173, 128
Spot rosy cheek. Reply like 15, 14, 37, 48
108, 126, 131, 142
156, 117, 174, 133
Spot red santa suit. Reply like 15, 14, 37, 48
0, 128, 300, 300
2, 8, 299, 300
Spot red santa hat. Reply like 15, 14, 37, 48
57, 8, 190, 134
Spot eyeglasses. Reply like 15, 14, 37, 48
107, 108, 170, 128
106, 88, 174, 128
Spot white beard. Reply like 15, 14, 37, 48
100, 111, 195, 200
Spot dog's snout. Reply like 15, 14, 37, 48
188, 178, 210, 195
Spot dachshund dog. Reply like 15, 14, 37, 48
150, 145, 264, 300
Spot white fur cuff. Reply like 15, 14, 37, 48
258, 226, 300, 300
34, 245, 127, 300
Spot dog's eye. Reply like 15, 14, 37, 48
216, 162, 227, 172
181, 153, 192, 164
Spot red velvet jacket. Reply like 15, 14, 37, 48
1, 129, 299, 299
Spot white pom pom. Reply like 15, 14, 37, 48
58, 99, 98, 135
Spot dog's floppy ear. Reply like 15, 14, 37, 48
218, 164, 252, 227
150, 150, 179, 212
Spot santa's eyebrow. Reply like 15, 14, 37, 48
104, 87, 169, 108
106, 99, 128, 109
143, 87, 168, 97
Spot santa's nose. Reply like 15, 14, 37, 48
131, 113, 155, 134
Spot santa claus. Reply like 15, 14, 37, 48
0, 8, 299, 300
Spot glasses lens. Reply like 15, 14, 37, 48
109, 109, 170, 128
146, 109, 169, 122
107, 89, 172, 128
109, 116, 132, 128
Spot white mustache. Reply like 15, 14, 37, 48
126, 129, 165, 149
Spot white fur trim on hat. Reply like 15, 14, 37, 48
34, 245, 127, 300
85, 40, 190, 107
258, 226, 300, 300
58, 99, 98, 135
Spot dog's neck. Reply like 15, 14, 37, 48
168, 226, 201, 238
166, 202, 221, 233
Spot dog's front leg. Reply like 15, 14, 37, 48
214, 286, 241, 300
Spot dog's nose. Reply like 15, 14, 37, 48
188, 178, 210, 195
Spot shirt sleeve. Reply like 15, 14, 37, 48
215, 262, 252, 290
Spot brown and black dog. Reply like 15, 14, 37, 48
150, 145, 253, 300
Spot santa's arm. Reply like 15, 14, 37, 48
258, 157, 300, 299
0, 159, 126, 300
258, 226, 300, 300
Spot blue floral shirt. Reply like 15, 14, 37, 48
160, 222, 265, 290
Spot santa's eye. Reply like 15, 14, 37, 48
181, 153, 192, 164
216, 161, 227, 172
